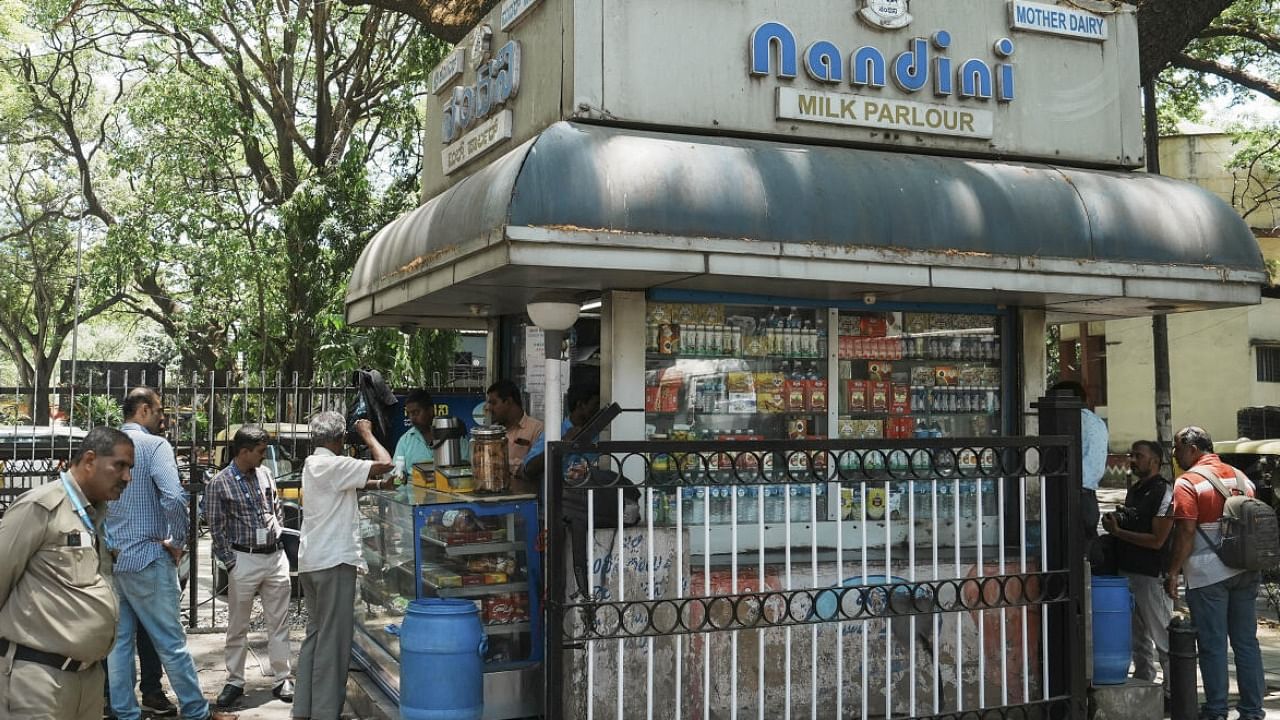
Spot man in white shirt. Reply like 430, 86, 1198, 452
292, 414, 393, 720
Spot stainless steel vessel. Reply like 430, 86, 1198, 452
430, 415, 468, 467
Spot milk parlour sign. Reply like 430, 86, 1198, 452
439, 26, 523, 174
748, 0, 1103, 140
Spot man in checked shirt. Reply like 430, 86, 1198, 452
206, 425, 294, 709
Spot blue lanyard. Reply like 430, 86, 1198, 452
60, 471, 112, 548
228, 464, 269, 523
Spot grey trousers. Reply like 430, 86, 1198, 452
1123, 570, 1172, 695
294, 564, 357, 720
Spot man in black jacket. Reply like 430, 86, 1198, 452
1102, 440, 1174, 699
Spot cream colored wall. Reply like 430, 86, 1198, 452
1101, 131, 1279, 447
1104, 303, 1276, 446
1159, 133, 1280, 231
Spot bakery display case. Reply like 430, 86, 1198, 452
352, 485, 542, 719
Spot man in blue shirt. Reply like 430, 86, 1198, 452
1049, 381, 1109, 555
106, 388, 235, 720
393, 389, 435, 476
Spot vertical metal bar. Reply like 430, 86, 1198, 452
1020, 474, 1030, 704
954, 475, 963, 710
860, 481, 868, 720
587, 485, 596, 720
756, 478, 764, 720
675, 477, 683, 720
616, 487, 625, 720
932, 477, 941, 714
836, 470, 845, 720
908, 476, 917, 717
998, 474, 1009, 706
647, 484, 655, 720
207, 370, 217, 629
809, 475, 817, 720
546, 443, 566, 720
977, 474, 986, 708
730, 475, 739, 720
1041, 473, 1049, 701
883, 477, 891, 716
783, 475, 792, 720
703, 479, 711, 720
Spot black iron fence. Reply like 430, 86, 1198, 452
0, 370, 415, 629
544, 399, 1087, 719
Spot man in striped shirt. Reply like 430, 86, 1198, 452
1166, 426, 1263, 720
206, 425, 293, 708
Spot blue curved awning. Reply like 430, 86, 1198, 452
347, 122, 1265, 326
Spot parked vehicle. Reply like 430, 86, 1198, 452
0, 424, 88, 491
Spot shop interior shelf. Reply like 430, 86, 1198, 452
647, 354, 826, 362
481, 622, 532, 636
425, 580, 531, 597
420, 535, 523, 556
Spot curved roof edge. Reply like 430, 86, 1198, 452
347, 122, 1265, 318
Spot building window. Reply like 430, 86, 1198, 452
1258, 346, 1280, 383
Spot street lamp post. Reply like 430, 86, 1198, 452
525, 294, 579, 717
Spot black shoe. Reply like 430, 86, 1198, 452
214, 683, 244, 709
272, 677, 294, 703
141, 691, 177, 717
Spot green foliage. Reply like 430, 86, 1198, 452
1157, 0, 1280, 132
72, 394, 122, 428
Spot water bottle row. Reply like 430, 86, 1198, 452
639, 480, 1002, 526
645, 485, 829, 526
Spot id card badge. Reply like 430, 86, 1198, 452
256, 527, 269, 545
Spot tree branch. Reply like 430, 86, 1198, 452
1173, 52, 1280, 103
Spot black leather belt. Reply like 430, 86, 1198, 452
231, 541, 282, 555
0, 639, 91, 672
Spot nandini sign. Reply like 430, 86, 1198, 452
750, 23, 1015, 102
440, 40, 522, 147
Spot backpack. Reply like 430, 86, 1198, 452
1190, 466, 1280, 572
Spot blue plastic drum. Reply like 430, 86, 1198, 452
1091, 575, 1133, 685
399, 598, 487, 719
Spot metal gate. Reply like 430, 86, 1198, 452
544, 404, 1086, 719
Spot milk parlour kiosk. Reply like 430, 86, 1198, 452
343, 0, 1265, 714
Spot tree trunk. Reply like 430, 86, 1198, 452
1136, 0, 1237, 83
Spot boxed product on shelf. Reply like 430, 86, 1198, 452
644, 386, 659, 413
754, 371, 785, 390
868, 361, 892, 381
787, 418, 809, 439
756, 391, 785, 414
890, 384, 911, 415
933, 366, 959, 386
842, 418, 883, 438
465, 555, 518, 575
910, 366, 935, 386
807, 379, 827, 412
845, 380, 867, 412
727, 392, 757, 414
869, 381, 890, 411
784, 379, 807, 412
860, 315, 887, 337
726, 371, 755, 394
659, 382, 682, 413
423, 564, 462, 588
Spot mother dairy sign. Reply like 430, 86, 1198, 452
749, 21, 1014, 139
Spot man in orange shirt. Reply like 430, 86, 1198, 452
1165, 426, 1263, 720
485, 379, 544, 486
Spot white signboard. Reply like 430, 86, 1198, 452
777, 87, 994, 139
500, 0, 544, 31
429, 48, 466, 95
522, 325, 570, 420
1009, 0, 1107, 41
441, 110, 513, 175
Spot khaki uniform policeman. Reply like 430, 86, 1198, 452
0, 427, 134, 720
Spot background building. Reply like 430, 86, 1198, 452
1063, 123, 1280, 450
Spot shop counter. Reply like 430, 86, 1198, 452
352, 482, 542, 719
